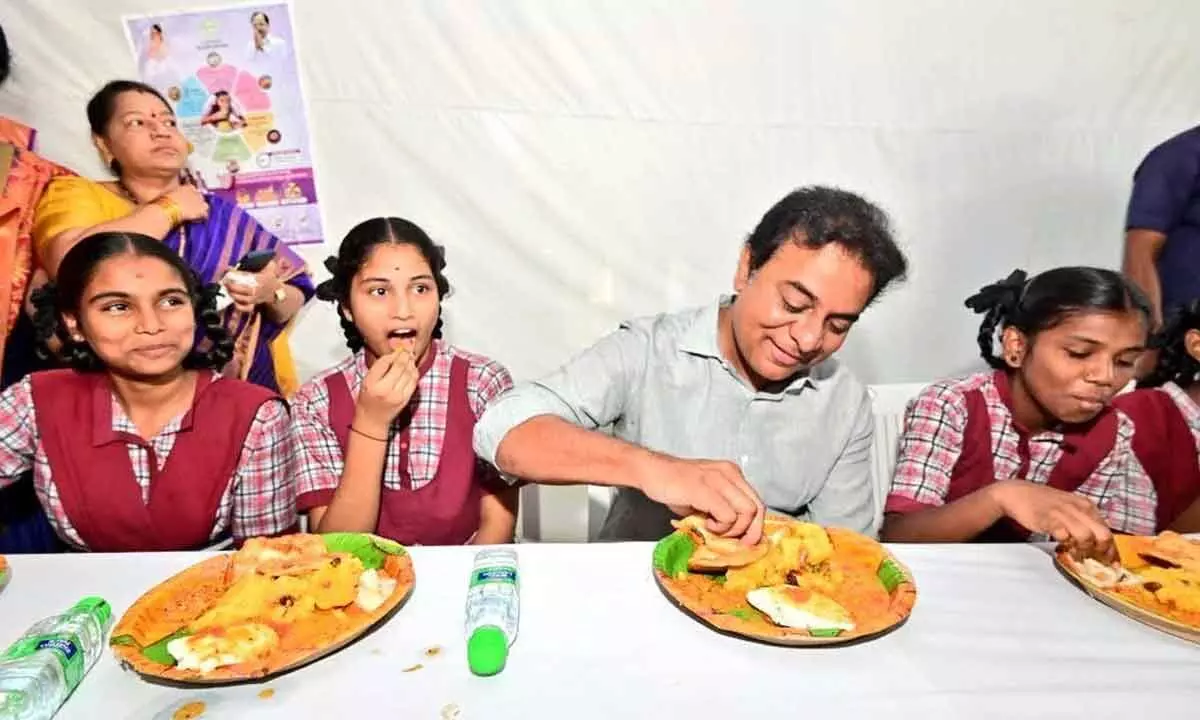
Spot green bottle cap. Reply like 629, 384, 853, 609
73, 596, 112, 628
467, 625, 508, 676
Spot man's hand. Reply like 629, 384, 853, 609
633, 454, 766, 545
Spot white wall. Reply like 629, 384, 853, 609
3, 0, 1198, 385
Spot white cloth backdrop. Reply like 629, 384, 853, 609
2, 0, 1199, 385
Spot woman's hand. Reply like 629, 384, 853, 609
989, 480, 1114, 561
164, 184, 209, 223
222, 261, 284, 313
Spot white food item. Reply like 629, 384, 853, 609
1074, 557, 1142, 589
355, 569, 398, 612
223, 270, 259, 289
746, 586, 856, 632
168, 623, 279, 673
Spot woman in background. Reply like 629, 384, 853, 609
883, 267, 1156, 558
32, 79, 313, 395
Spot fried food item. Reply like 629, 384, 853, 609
1113, 534, 1155, 571
113, 556, 232, 646
671, 515, 769, 570
310, 554, 364, 610
1138, 566, 1200, 614
1140, 532, 1200, 573
725, 522, 833, 593
746, 585, 855, 632
769, 521, 833, 565
168, 622, 280, 673
192, 573, 312, 630
195, 553, 364, 630
231, 535, 329, 581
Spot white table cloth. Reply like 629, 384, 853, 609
0, 542, 1196, 719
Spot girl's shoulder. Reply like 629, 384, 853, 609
293, 354, 362, 411
439, 344, 511, 384
910, 371, 995, 409
1113, 384, 1194, 446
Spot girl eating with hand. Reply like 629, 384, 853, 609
291, 217, 518, 545
0, 232, 296, 551
1115, 301, 1200, 532
882, 267, 1156, 557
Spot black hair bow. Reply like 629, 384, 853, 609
964, 269, 1027, 316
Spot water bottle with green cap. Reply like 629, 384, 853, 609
464, 549, 518, 677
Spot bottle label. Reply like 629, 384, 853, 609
471, 567, 517, 587
2, 633, 83, 689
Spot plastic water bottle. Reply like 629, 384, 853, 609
464, 548, 519, 677
0, 597, 112, 720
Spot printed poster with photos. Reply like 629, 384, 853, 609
123, 2, 323, 245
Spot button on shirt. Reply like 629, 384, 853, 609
1126, 125, 1200, 314
473, 297, 876, 541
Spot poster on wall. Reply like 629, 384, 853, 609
122, 1, 323, 245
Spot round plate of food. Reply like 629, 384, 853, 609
1055, 531, 1200, 644
652, 515, 917, 646
109, 532, 415, 685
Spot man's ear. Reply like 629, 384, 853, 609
734, 245, 752, 293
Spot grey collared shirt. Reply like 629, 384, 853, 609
473, 297, 876, 541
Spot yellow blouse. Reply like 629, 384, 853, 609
31, 176, 300, 396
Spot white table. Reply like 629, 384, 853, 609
1, 542, 1197, 719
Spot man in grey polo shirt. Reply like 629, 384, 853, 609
474, 186, 908, 543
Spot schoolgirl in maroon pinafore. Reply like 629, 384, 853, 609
291, 217, 517, 545
0, 232, 296, 552
1115, 300, 1200, 532
882, 268, 1158, 556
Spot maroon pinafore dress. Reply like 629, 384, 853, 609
946, 372, 1119, 541
323, 355, 481, 545
30, 369, 276, 551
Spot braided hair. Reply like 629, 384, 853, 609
314, 217, 451, 352
964, 266, 1152, 370
1142, 300, 1200, 388
32, 232, 233, 372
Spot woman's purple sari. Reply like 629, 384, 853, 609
165, 194, 314, 393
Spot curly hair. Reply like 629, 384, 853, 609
1142, 301, 1200, 388
964, 266, 1152, 370
745, 186, 908, 304
32, 232, 234, 372
315, 217, 451, 352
